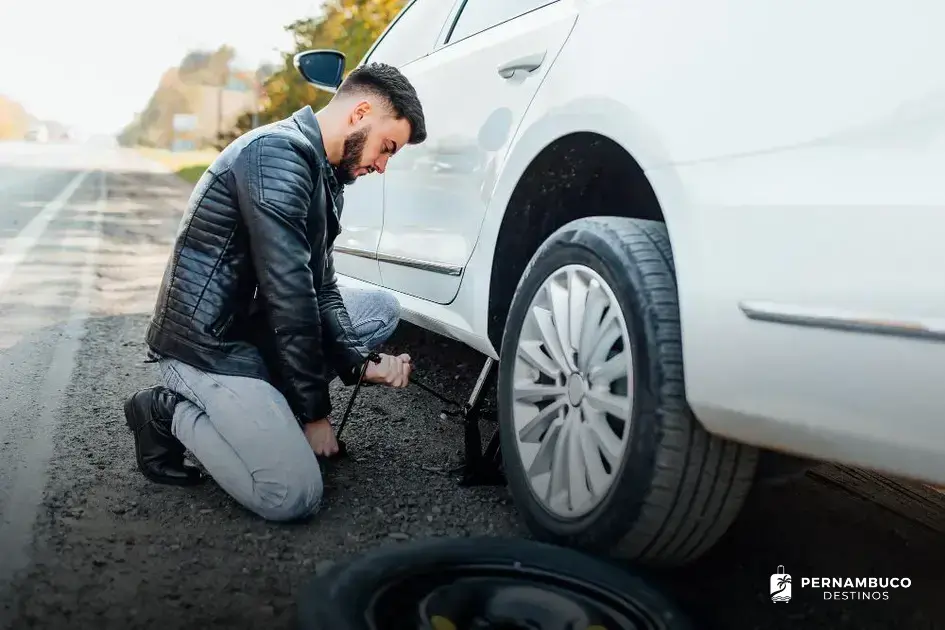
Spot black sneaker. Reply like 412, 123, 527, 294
124, 386, 204, 486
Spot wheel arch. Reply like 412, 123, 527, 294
474, 97, 689, 352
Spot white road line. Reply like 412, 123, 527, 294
0, 170, 105, 609
0, 169, 90, 294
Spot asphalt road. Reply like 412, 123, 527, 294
0, 140, 942, 630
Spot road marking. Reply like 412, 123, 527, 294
0, 170, 105, 617
0, 169, 90, 294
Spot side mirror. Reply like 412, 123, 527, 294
293, 50, 346, 93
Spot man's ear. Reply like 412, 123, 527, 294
350, 100, 372, 125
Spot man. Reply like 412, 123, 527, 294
124, 62, 426, 522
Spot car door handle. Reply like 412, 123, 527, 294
497, 51, 546, 79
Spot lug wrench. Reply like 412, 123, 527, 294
331, 352, 380, 456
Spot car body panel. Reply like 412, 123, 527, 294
376, 0, 580, 304
331, 0, 462, 284
337, 0, 945, 484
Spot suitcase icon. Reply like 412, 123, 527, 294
771, 565, 792, 603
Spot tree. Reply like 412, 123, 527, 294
180, 45, 235, 88
0, 95, 31, 140
217, 0, 405, 148
118, 44, 241, 148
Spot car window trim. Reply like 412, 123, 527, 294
440, 0, 562, 48
433, 0, 466, 50
442, 0, 471, 45
362, 0, 462, 68
362, 0, 418, 65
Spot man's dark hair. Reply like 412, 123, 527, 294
336, 62, 427, 145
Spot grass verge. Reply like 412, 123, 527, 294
176, 164, 211, 183
135, 147, 218, 184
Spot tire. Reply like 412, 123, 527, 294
497, 216, 758, 567
296, 537, 695, 630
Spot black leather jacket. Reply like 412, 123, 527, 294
146, 106, 369, 422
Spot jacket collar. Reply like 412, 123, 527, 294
291, 105, 342, 198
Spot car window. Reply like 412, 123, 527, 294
365, 0, 457, 68
446, 0, 558, 44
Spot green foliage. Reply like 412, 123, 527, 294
217, 0, 406, 148
119, 1, 406, 150
176, 164, 210, 184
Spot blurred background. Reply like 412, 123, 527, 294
0, 0, 403, 179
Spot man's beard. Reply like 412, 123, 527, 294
334, 126, 369, 185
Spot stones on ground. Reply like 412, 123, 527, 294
8, 243, 521, 630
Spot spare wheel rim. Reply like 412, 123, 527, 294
365, 562, 661, 629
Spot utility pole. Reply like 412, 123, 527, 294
216, 56, 230, 143
217, 70, 225, 141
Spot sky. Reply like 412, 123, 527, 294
0, 0, 328, 135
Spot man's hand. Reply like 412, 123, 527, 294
305, 418, 339, 457
364, 353, 412, 388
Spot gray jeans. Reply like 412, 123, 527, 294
156, 287, 400, 522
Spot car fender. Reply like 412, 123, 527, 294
464, 96, 696, 351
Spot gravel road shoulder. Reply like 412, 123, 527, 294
6, 167, 945, 630
6, 167, 520, 630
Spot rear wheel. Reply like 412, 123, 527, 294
498, 216, 758, 566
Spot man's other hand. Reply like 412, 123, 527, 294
364, 353, 412, 388
305, 418, 339, 457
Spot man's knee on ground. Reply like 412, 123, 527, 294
252, 458, 324, 522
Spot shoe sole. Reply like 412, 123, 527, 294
124, 395, 204, 487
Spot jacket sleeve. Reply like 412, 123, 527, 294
233, 135, 332, 422
319, 245, 371, 385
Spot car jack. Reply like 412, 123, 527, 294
335, 354, 505, 487
411, 357, 504, 487
453, 357, 504, 487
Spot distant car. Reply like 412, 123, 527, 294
296, 0, 945, 566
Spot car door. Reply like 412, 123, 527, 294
377, 0, 579, 304
330, 0, 458, 284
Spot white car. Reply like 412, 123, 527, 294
295, 0, 945, 566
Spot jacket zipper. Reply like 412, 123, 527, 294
211, 312, 235, 337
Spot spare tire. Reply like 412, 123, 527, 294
296, 537, 694, 630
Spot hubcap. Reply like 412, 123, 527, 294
566, 373, 587, 407
512, 264, 633, 518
